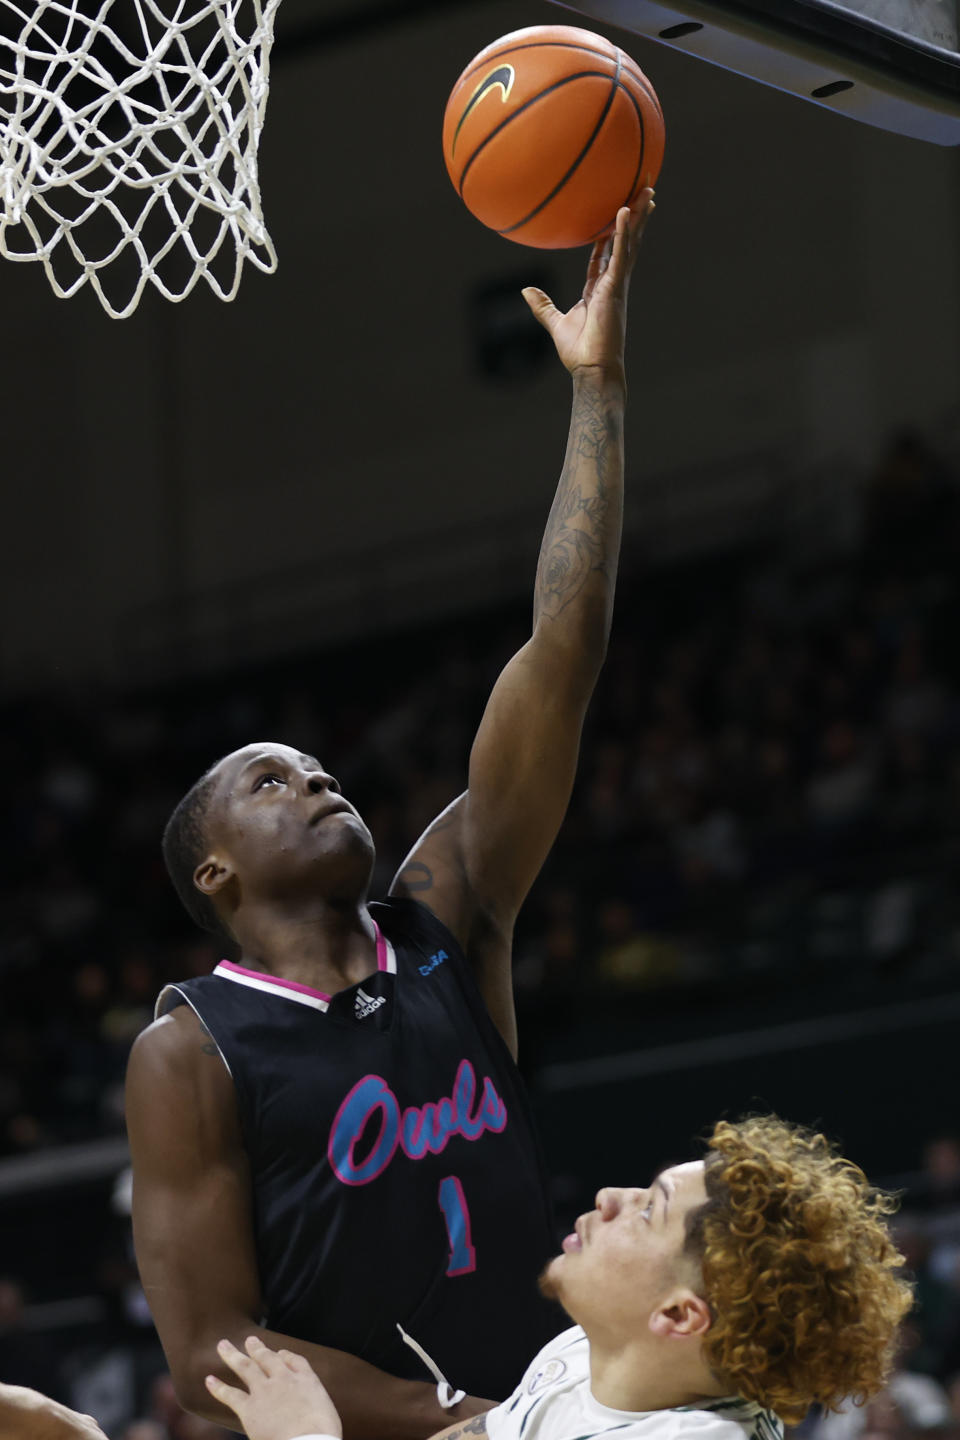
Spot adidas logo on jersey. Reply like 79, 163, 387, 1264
354, 987, 386, 1020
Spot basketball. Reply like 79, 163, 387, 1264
442, 25, 665, 250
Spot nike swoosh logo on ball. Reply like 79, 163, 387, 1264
452, 64, 516, 155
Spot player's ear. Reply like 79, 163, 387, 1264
650, 1289, 713, 1339
194, 855, 234, 898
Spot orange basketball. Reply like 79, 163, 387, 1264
442, 24, 664, 250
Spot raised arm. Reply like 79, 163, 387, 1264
126, 1009, 491, 1440
391, 195, 655, 1045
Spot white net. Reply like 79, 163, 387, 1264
0, 0, 280, 317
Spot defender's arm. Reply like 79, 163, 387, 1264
0, 1386, 107, 1440
204, 1335, 492, 1440
126, 1008, 492, 1440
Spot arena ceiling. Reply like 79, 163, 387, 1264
273, 0, 478, 58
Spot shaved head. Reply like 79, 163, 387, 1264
162, 743, 375, 940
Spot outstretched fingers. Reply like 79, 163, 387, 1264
600, 188, 656, 293
606, 206, 632, 287
204, 1370, 248, 1414
213, 1335, 274, 1383
246, 1334, 285, 1376
279, 1347, 311, 1374
631, 186, 656, 241
522, 284, 562, 337
204, 1335, 281, 1416
582, 230, 613, 301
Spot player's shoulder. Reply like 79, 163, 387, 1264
126, 992, 237, 1138
650, 1399, 783, 1440
489, 1327, 782, 1440
127, 997, 207, 1077
528, 1325, 589, 1368
154, 970, 227, 1016
520, 1324, 590, 1393
371, 895, 466, 963
487, 1326, 588, 1437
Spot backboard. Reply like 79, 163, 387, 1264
552, 0, 960, 143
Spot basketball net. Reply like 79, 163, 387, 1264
0, 0, 280, 318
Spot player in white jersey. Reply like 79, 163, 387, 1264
471, 1329, 783, 1440
201, 1115, 914, 1440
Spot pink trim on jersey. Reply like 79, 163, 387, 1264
215, 921, 390, 1003
217, 959, 333, 1003
376, 923, 396, 973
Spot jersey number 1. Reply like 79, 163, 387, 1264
438, 1176, 476, 1276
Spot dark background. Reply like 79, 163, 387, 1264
2, 1, 960, 1435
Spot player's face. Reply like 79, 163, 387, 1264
541, 1160, 708, 1338
201, 742, 375, 904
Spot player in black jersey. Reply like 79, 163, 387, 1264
126, 195, 655, 1440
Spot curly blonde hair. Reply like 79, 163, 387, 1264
684, 1116, 914, 1424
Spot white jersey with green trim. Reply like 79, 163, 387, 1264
485, 1327, 784, 1440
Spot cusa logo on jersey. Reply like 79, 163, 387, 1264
418, 949, 447, 977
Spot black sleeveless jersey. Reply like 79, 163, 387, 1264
156, 897, 563, 1400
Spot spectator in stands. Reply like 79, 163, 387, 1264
922, 1138, 960, 1215
888, 1225, 954, 1377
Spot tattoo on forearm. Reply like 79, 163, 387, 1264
442, 1417, 489, 1440
536, 381, 622, 621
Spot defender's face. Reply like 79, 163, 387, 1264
202, 742, 375, 900
543, 1161, 708, 1338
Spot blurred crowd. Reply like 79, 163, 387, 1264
1, 428, 960, 1435
0, 1269, 230, 1440
797, 1134, 960, 1440
0, 430, 960, 1155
